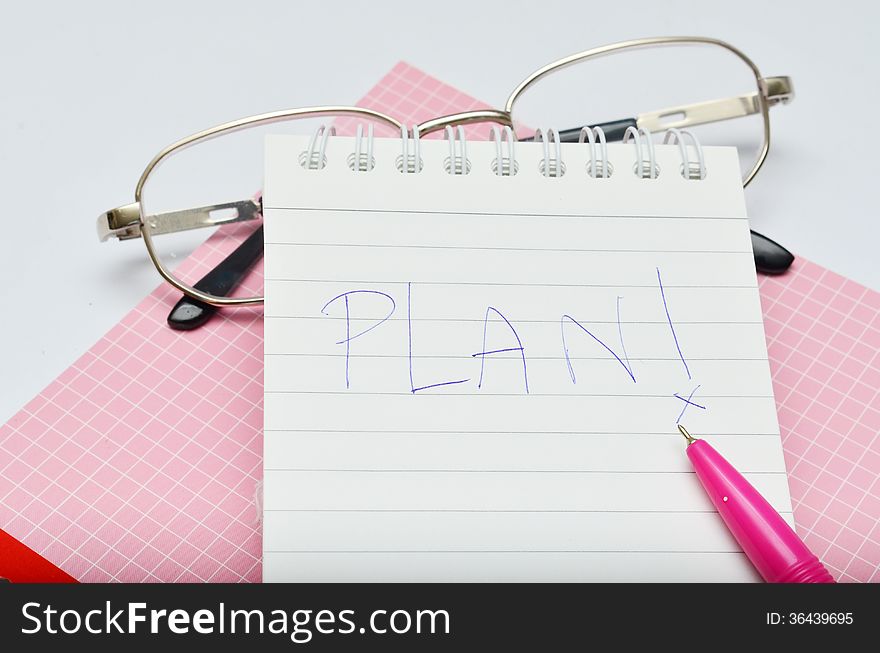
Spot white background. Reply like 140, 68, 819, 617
1, 0, 877, 423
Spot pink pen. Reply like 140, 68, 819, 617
678, 425, 835, 583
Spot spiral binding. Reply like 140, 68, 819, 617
623, 126, 657, 179
444, 126, 470, 175
663, 128, 705, 180
301, 123, 708, 183
579, 126, 610, 178
535, 128, 564, 178
490, 126, 517, 176
397, 124, 422, 173
348, 123, 375, 172
300, 124, 335, 170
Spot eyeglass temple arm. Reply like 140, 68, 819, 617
526, 76, 793, 143
167, 224, 265, 330
97, 198, 261, 242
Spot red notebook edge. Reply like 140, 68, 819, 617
0, 527, 78, 583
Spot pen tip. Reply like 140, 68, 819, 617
678, 424, 697, 445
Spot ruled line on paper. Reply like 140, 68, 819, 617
259, 551, 762, 582
261, 430, 782, 435
262, 509, 795, 513
261, 469, 793, 510
264, 243, 754, 255
263, 391, 774, 397
261, 206, 750, 220
266, 316, 765, 324
266, 549, 742, 555
262, 469, 787, 474
264, 279, 759, 289
265, 354, 770, 360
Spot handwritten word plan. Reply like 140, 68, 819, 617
261, 135, 792, 581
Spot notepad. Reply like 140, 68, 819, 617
261, 134, 791, 581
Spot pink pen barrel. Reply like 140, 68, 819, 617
687, 439, 834, 583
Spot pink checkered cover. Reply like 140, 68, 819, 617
1, 62, 878, 582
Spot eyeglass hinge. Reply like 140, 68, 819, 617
97, 203, 142, 242
761, 76, 794, 106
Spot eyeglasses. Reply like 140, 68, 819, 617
97, 36, 793, 310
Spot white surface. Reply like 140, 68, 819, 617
1, 0, 878, 423
261, 135, 787, 581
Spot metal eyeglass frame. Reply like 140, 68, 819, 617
97, 35, 793, 308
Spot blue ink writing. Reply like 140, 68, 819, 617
472, 307, 529, 393
561, 312, 636, 384
674, 384, 705, 424
408, 282, 469, 393
657, 266, 691, 380
321, 290, 396, 389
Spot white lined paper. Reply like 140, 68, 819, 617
262, 135, 790, 582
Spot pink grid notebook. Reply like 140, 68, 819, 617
1, 62, 879, 583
